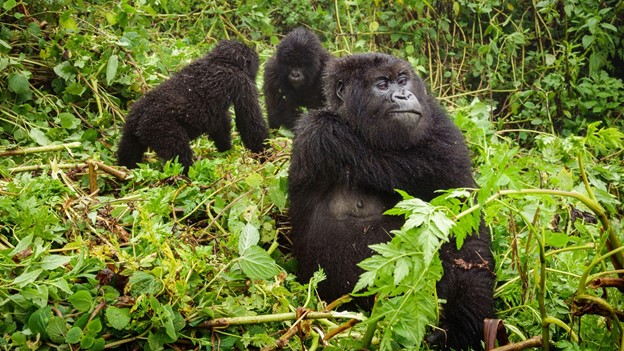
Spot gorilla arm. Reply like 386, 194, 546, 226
232, 76, 269, 153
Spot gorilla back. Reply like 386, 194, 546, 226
288, 53, 495, 350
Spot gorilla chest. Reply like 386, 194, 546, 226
325, 185, 394, 222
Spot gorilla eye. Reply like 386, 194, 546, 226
397, 76, 408, 86
376, 80, 389, 90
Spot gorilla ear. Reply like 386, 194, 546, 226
336, 80, 345, 101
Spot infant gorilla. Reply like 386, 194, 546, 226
117, 40, 269, 172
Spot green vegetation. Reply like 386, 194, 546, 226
1, 0, 623, 350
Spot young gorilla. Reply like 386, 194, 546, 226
288, 53, 495, 350
117, 40, 269, 172
263, 27, 332, 130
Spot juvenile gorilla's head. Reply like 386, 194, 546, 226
210, 40, 260, 78
276, 27, 325, 89
323, 53, 434, 150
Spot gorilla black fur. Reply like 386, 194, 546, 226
263, 27, 332, 130
117, 40, 269, 172
288, 53, 495, 350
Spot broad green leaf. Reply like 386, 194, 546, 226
238, 246, 280, 280
90, 337, 106, 351
28, 306, 52, 338
59, 113, 81, 129
8, 72, 29, 95
245, 172, 263, 188
81, 335, 95, 349
238, 223, 260, 255
106, 307, 131, 330
29, 128, 51, 146
46, 316, 68, 344
50, 278, 73, 294
53, 61, 75, 81
66, 326, 83, 344
128, 271, 163, 296
41, 254, 72, 270
59, 13, 78, 31
106, 54, 118, 85
22, 285, 48, 308
68, 290, 93, 312
87, 318, 102, 333
2, 0, 17, 11
14, 268, 43, 287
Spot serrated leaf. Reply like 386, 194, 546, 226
353, 270, 377, 293
238, 246, 280, 280
41, 254, 72, 270
106, 307, 131, 330
68, 290, 93, 312
66, 326, 83, 344
393, 257, 411, 285
238, 223, 260, 255
106, 54, 118, 85
46, 316, 67, 344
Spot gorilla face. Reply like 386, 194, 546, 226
328, 54, 432, 150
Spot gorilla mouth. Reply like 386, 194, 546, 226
389, 110, 421, 115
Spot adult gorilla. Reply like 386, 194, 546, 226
288, 53, 495, 350
263, 27, 332, 130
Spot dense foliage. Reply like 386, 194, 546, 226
0, 0, 622, 350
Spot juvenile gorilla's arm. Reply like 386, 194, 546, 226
233, 78, 269, 153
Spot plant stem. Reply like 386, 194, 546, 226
0, 141, 81, 157
537, 228, 550, 351
196, 310, 366, 328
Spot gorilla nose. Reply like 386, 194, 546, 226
391, 89, 414, 101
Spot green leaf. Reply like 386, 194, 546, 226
245, 172, 263, 188
8, 72, 29, 95
106, 307, 131, 330
68, 290, 93, 312
238, 223, 260, 255
14, 268, 43, 287
28, 307, 52, 338
128, 271, 163, 296
90, 337, 106, 351
106, 54, 118, 85
86, 318, 102, 334
393, 257, 411, 285
59, 12, 78, 31
238, 246, 280, 280
81, 334, 95, 349
53, 61, 75, 81
2, 0, 17, 11
58, 113, 81, 129
50, 278, 74, 294
66, 326, 83, 344
29, 128, 51, 146
41, 254, 72, 270
46, 316, 68, 344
